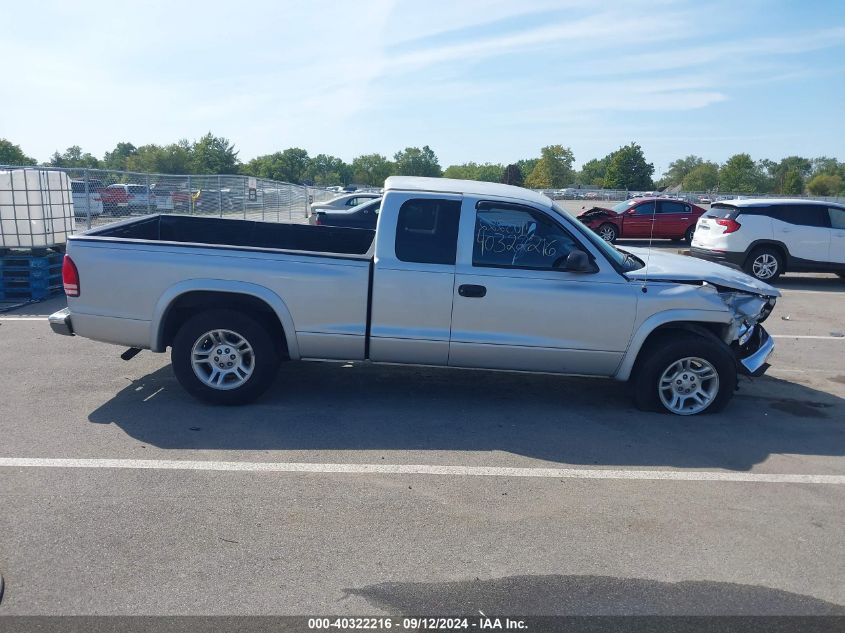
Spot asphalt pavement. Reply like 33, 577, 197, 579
0, 253, 843, 616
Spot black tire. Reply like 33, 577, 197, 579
632, 331, 737, 415
598, 223, 618, 243
683, 226, 695, 244
743, 247, 783, 282
171, 309, 280, 405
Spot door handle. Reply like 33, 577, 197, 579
458, 284, 487, 298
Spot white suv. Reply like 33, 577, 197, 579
691, 199, 845, 281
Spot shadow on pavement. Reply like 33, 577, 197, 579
88, 360, 845, 470
348, 574, 845, 615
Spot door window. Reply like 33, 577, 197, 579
772, 204, 830, 227
828, 207, 845, 229
659, 201, 687, 214
632, 201, 656, 215
395, 198, 461, 264
473, 204, 580, 270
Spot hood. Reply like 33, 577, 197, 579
577, 206, 615, 219
622, 247, 780, 297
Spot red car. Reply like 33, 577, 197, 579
577, 198, 706, 243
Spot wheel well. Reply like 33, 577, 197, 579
631, 322, 727, 375
745, 241, 788, 269
160, 291, 288, 358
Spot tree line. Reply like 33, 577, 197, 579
2, 135, 843, 196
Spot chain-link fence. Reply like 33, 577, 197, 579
1, 165, 341, 232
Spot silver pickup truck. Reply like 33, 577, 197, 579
50, 177, 778, 415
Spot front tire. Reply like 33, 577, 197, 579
598, 223, 618, 243
633, 332, 737, 415
744, 247, 783, 282
172, 309, 280, 405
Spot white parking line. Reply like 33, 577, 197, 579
0, 457, 842, 485
0, 316, 48, 321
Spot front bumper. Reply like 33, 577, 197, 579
736, 325, 774, 377
48, 308, 74, 336
689, 246, 745, 270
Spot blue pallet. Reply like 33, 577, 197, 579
0, 275, 62, 291
0, 252, 63, 271
0, 265, 62, 281
0, 285, 62, 301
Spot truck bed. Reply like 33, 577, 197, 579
85, 214, 375, 257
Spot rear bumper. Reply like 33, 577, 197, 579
736, 325, 774, 377
48, 308, 74, 336
690, 246, 746, 270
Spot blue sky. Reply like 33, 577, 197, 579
1, 0, 843, 175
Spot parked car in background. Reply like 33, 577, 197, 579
70, 179, 104, 218
578, 198, 707, 243
691, 199, 845, 281
310, 197, 381, 228
100, 183, 156, 215
150, 183, 182, 212
310, 192, 381, 212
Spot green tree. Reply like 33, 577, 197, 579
243, 148, 310, 183
806, 174, 844, 196
603, 142, 654, 190
501, 163, 523, 186
443, 162, 504, 182
48, 145, 101, 168
781, 168, 804, 195
516, 158, 539, 179
681, 162, 719, 191
393, 145, 441, 177
524, 145, 575, 189
125, 142, 192, 174
660, 155, 704, 187
765, 156, 812, 193
811, 157, 845, 178
102, 142, 138, 170
578, 156, 610, 186
0, 139, 37, 165
351, 153, 394, 186
718, 153, 764, 193
305, 154, 351, 186
524, 162, 550, 188
190, 133, 239, 174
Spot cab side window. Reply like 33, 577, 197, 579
473, 203, 579, 270
395, 198, 461, 265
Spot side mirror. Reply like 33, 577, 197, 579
561, 250, 592, 273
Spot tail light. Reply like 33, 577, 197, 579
715, 218, 741, 234
315, 214, 323, 226
62, 255, 80, 297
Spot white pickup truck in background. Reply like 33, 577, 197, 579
50, 177, 779, 415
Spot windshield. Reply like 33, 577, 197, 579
611, 200, 636, 213
552, 202, 643, 271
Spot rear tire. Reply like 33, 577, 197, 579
171, 309, 280, 405
598, 223, 618, 243
633, 332, 737, 415
683, 226, 695, 244
744, 247, 783, 282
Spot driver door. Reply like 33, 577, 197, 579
448, 198, 639, 375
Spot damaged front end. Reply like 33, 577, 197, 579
718, 290, 778, 377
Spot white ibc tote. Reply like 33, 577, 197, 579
0, 168, 76, 249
